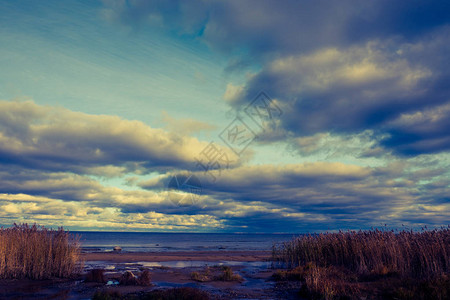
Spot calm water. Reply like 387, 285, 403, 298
73, 232, 297, 253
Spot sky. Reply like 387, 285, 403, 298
0, 0, 449, 232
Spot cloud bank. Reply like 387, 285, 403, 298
1, 0, 449, 232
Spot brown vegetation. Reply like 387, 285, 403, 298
85, 268, 106, 283
272, 227, 450, 299
272, 227, 449, 278
190, 265, 243, 282
0, 223, 83, 279
119, 270, 152, 286
215, 265, 243, 282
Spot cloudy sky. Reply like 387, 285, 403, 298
0, 0, 449, 232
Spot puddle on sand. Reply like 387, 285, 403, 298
84, 261, 116, 270
106, 280, 119, 286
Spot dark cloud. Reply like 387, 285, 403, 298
381, 103, 450, 155
0, 163, 227, 230
103, 1, 450, 56
0, 166, 105, 202
142, 161, 450, 230
235, 28, 450, 155
102, 0, 450, 156
204, 0, 450, 57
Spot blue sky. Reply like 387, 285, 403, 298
0, 0, 449, 232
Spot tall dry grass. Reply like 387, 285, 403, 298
0, 223, 83, 279
272, 227, 449, 278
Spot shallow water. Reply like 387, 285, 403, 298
84, 259, 270, 272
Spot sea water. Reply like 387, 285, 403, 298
74, 232, 297, 253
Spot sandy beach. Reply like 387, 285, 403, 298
0, 250, 299, 299
82, 250, 271, 263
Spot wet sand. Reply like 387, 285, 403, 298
82, 250, 271, 263
0, 251, 301, 299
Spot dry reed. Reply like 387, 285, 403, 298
272, 227, 449, 278
0, 223, 83, 279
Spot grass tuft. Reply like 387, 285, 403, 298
215, 266, 243, 282
190, 265, 243, 282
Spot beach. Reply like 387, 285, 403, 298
82, 250, 271, 263
0, 249, 296, 299
82, 250, 281, 299
1, 227, 447, 299
0, 231, 300, 299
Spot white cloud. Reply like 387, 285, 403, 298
223, 83, 245, 104
269, 41, 431, 95
0, 99, 238, 175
